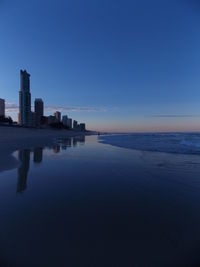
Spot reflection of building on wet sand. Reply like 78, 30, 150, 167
17, 149, 30, 193
73, 136, 85, 147
52, 137, 85, 151
16, 137, 85, 192
33, 148, 43, 163
52, 145, 60, 154
63, 138, 72, 147
17, 148, 43, 193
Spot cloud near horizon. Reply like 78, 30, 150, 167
5, 103, 107, 114
147, 115, 200, 118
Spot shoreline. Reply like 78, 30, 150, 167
0, 126, 95, 173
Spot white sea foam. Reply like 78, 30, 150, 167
99, 133, 200, 155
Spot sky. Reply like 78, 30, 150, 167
0, 0, 200, 132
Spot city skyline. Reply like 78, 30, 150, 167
1, 0, 200, 132
0, 68, 86, 131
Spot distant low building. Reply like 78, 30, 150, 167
41, 116, 48, 126
0, 116, 13, 125
30, 112, 36, 127
48, 115, 56, 124
80, 123, 86, 131
67, 118, 72, 129
0, 98, 5, 117
72, 120, 86, 131
62, 115, 72, 129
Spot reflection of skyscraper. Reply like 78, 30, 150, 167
73, 136, 85, 147
19, 70, 31, 126
76, 136, 85, 143
61, 138, 72, 150
53, 145, 61, 153
65, 138, 72, 147
33, 148, 43, 163
17, 149, 30, 193
73, 137, 78, 147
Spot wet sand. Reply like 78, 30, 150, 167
0, 126, 92, 172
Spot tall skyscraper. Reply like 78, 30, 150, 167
34, 98, 44, 126
0, 98, 5, 117
19, 70, 31, 126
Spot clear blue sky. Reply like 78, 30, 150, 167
0, 0, 200, 132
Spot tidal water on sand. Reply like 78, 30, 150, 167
1, 134, 200, 266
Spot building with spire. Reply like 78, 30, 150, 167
19, 70, 31, 126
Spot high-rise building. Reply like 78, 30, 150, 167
62, 116, 72, 129
80, 123, 86, 131
19, 70, 31, 126
67, 118, 72, 129
54, 111, 61, 122
0, 98, 5, 117
62, 115, 68, 126
34, 98, 44, 126
73, 120, 78, 129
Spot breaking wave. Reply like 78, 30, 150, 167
99, 133, 200, 155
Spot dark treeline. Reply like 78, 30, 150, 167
0, 115, 13, 125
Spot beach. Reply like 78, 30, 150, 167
0, 132, 200, 265
0, 126, 91, 173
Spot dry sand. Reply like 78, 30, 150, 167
0, 126, 93, 173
